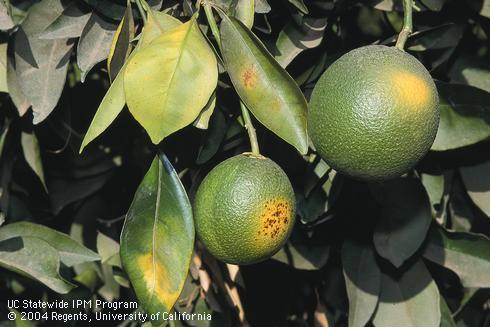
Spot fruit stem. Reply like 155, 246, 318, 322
395, 0, 413, 50
135, 0, 147, 24
240, 102, 260, 155
202, 1, 261, 155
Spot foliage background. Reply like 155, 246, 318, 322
0, 0, 489, 326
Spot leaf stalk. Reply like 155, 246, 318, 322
135, 0, 147, 24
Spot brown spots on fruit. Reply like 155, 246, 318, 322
257, 198, 292, 240
241, 65, 257, 89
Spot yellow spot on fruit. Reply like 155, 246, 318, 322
241, 65, 257, 88
257, 198, 292, 240
138, 254, 180, 309
391, 71, 430, 108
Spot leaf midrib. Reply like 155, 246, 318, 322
147, 159, 163, 306
159, 19, 196, 136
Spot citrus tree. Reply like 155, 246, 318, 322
0, 0, 489, 326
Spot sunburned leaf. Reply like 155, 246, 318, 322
124, 15, 218, 143
79, 11, 182, 152
120, 154, 194, 321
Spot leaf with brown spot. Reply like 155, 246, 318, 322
220, 15, 308, 154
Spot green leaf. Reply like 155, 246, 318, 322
288, 0, 309, 14
407, 24, 464, 52
421, 173, 444, 213
373, 178, 432, 268
440, 296, 457, 327
341, 240, 380, 327
255, 0, 271, 13
13, 0, 73, 124
372, 260, 441, 327
423, 225, 490, 288
0, 42, 7, 93
431, 82, 490, 151
49, 172, 113, 215
82, 0, 163, 20
449, 55, 490, 93
220, 15, 308, 154
468, 0, 490, 18
193, 91, 216, 130
272, 229, 329, 270
107, 1, 134, 82
77, 12, 117, 82
124, 16, 218, 144
0, 122, 9, 161
21, 131, 47, 191
231, 0, 254, 28
0, 1, 14, 30
39, 2, 90, 40
98, 263, 120, 301
120, 154, 194, 320
0, 222, 100, 267
275, 16, 327, 68
0, 236, 74, 293
460, 161, 490, 217
96, 232, 121, 267
7, 40, 30, 115
79, 11, 180, 152
368, 0, 397, 11
196, 108, 227, 164
420, 0, 448, 11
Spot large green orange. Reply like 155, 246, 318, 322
308, 45, 439, 180
193, 154, 296, 265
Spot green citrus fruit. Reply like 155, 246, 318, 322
308, 45, 439, 180
193, 154, 296, 265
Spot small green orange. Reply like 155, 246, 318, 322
193, 153, 296, 265
308, 45, 440, 180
